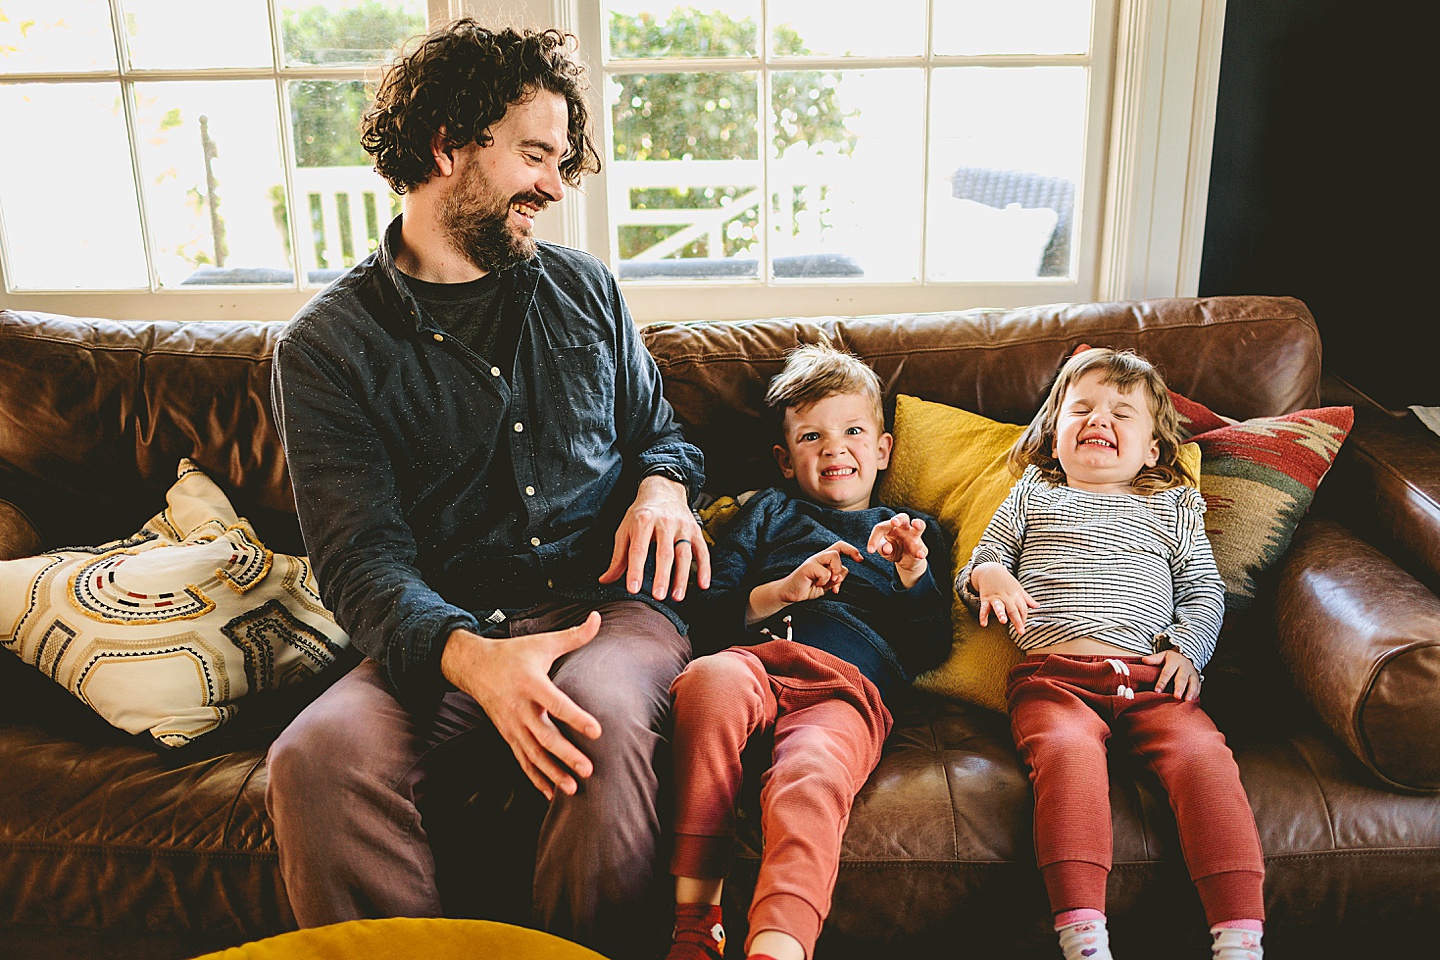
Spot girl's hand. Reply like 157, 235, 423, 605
1141, 648, 1202, 700
866, 514, 929, 588
778, 540, 865, 604
971, 562, 1039, 635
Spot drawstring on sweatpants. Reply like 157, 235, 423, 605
1105, 658, 1135, 699
761, 615, 794, 643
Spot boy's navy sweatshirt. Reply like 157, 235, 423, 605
680, 486, 953, 703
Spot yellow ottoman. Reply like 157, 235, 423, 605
190, 918, 612, 960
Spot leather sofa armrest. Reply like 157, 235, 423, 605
1275, 518, 1440, 792
0, 498, 42, 560
1318, 376, 1440, 593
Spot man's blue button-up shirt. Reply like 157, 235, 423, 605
272, 219, 704, 702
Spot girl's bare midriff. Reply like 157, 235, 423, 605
1031, 637, 1139, 657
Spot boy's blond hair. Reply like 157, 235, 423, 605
1011, 347, 1192, 495
764, 341, 885, 430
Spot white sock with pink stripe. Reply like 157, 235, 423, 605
1055, 910, 1113, 960
1211, 922, 1263, 959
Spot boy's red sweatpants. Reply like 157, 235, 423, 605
1007, 654, 1266, 925
669, 640, 891, 959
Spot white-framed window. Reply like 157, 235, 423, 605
0, 0, 452, 319
559, 0, 1226, 322
0, 0, 1225, 323
575, 0, 1107, 320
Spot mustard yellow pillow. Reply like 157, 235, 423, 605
878, 394, 1201, 714
189, 917, 609, 960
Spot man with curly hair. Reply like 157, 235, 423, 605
266, 19, 708, 958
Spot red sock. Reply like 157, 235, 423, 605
666, 902, 726, 960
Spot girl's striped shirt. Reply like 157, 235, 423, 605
956, 465, 1225, 669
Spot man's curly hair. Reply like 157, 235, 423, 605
361, 19, 602, 194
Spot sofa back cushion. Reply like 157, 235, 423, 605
0, 296, 1322, 549
640, 295, 1323, 496
0, 310, 295, 551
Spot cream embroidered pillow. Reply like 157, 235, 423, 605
0, 459, 348, 746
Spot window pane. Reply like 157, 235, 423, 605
607, 1, 759, 60
609, 71, 759, 276
122, 0, 272, 69
927, 66, 1086, 281
0, 0, 117, 73
767, 0, 924, 59
0, 83, 146, 289
933, 0, 1092, 56
288, 78, 399, 277
280, 0, 427, 68
771, 69, 923, 283
132, 80, 294, 287
611, 71, 759, 161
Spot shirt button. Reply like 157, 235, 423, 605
490, 366, 501, 377
525, 486, 535, 496
514, 422, 524, 433
547, 579, 554, 589
432, 333, 444, 342
531, 537, 541, 547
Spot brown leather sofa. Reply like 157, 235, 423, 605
2, 296, 1438, 960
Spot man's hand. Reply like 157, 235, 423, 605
441, 613, 603, 801
866, 514, 929, 588
598, 474, 710, 601
971, 561, 1039, 635
1141, 648, 1203, 701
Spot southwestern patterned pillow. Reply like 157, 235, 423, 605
1175, 397, 1354, 611
0, 459, 349, 746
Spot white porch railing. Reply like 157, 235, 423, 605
607, 157, 857, 264
289, 156, 868, 276
290, 166, 399, 275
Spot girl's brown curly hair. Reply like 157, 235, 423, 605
1010, 347, 1193, 495
360, 19, 602, 194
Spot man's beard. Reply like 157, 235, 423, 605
438, 165, 546, 273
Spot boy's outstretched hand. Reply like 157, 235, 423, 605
746, 540, 864, 625
866, 514, 929, 588
780, 540, 865, 603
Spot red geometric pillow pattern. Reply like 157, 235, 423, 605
1175, 396, 1354, 611
1067, 343, 1353, 612
1169, 388, 1235, 434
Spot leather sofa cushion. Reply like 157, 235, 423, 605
0, 310, 296, 552
640, 296, 1323, 496
0, 498, 41, 560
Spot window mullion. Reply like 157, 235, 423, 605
266, 0, 284, 72
918, 0, 935, 286
274, 78, 306, 292
107, 0, 160, 292
265, 0, 304, 291
759, 1, 771, 284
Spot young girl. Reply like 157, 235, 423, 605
957, 347, 1265, 960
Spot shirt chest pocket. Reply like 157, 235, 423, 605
546, 340, 617, 459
